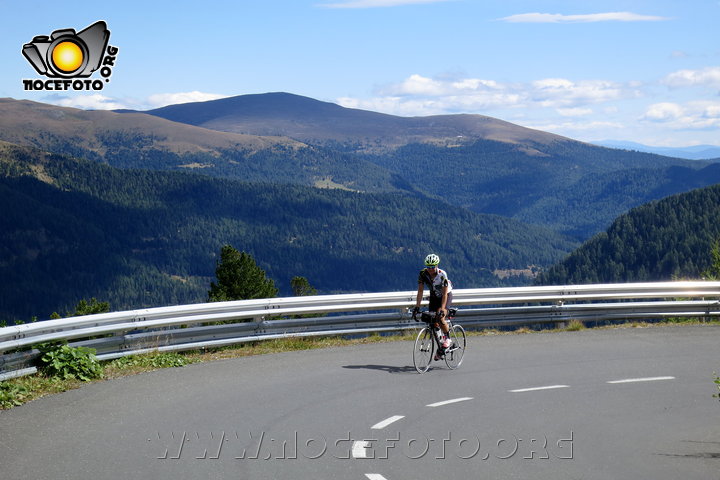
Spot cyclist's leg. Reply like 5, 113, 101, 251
438, 292, 453, 334
439, 292, 454, 344
428, 294, 441, 313
429, 295, 450, 334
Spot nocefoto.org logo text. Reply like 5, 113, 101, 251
21, 20, 119, 91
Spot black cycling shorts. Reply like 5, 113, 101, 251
429, 292, 453, 313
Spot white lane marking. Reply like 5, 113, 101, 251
365, 475, 388, 480
509, 385, 570, 393
371, 415, 405, 430
607, 376, 675, 384
426, 397, 473, 408
352, 440, 371, 458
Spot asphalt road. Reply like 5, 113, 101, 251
1, 324, 719, 479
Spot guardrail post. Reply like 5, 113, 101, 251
553, 301, 566, 329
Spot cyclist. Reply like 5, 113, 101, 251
413, 253, 453, 360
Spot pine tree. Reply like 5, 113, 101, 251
702, 239, 720, 280
291, 276, 317, 297
208, 245, 278, 301
72, 298, 110, 316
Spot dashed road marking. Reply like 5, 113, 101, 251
509, 385, 570, 393
426, 397, 473, 408
352, 440, 371, 458
607, 376, 675, 384
359, 376, 677, 479
371, 415, 405, 430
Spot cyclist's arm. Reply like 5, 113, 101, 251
415, 282, 424, 309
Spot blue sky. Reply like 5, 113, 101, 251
2, 0, 719, 147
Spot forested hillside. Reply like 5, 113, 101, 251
364, 141, 720, 239
3, 97, 719, 243
138, 93, 720, 240
0, 142, 575, 323
536, 184, 720, 285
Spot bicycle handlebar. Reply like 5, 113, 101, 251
411, 308, 456, 322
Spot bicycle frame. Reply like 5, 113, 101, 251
411, 308, 465, 373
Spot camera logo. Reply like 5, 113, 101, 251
22, 21, 119, 91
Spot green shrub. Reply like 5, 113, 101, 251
38, 344, 104, 381
714, 373, 720, 402
109, 352, 191, 370
564, 319, 586, 331
0, 381, 29, 409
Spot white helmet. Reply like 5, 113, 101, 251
424, 253, 440, 267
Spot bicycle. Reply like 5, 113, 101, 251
411, 308, 466, 373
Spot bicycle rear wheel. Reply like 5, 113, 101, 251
413, 327, 434, 373
444, 324, 466, 369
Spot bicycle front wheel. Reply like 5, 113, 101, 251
413, 327, 434, 373
444, 324, 466, 370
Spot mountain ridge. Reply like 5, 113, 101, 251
0, 97, 302, 155
135, 92, 578, 150
593, 140, 720, 160
4, 95, 720, 240
0, 97, 407, 194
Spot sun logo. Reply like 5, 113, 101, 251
51, 40, 85, 74
22, 21, 118, 91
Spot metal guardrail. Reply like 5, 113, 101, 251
1, 281, 719, 381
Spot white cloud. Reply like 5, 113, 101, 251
317, 0, 448, 8
641, 101, 720, 129
340, 74, 639, 116
360, 74, 526, 115
46, 94, 129, 110
531, 78, 627, 107
663, 66, 720, 89
499, 12, 670, 23
146, 91, 229, 108
702, 103, 720, 118
381, 74, 507, 97
526, 120, 624, 133
557, 107, 593, 117
642, 102, 684, 121
670, 51, 690, 59
387, 74, 448, 95
40, 91, 230, 111
451, 78, 501, 90
338, 96, 449, 116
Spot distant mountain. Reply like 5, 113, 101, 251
129, 92, 720, 239
0, 97, 297, 154
0, 97, 407, 194
593, 140, 720, 160
535, 184, 720, 285
4, 95, 719, 241
137, 92, 575, 149
0, 141, 576, 323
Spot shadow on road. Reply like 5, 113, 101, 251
342, 364, 423, 374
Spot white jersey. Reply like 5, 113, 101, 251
418, 268, 453, 298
